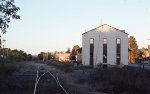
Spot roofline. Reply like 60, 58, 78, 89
82, 24, 129, 35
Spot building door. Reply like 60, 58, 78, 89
90, 38, 94, 66
116, 38, 121, 65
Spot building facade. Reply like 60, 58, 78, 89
54, 53, 70, 62
82, 24, 128, 66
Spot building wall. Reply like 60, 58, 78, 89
148, 45, 150, 56
82, 25, 128, 66
54, 53, 70, 62
145, 51, 149, 57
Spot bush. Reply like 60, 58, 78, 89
0, 63, 17, 81
57, 73, 88, 94
47, 60, 74, 72
90, 66, 150, 94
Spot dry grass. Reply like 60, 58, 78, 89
45, 63, 88, 94
57, 73, 88, 94
0, 62, 18, 81
47, 60, 74, 72
90, 66, 150, 94
39, 60, 150, 93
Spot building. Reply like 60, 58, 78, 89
145, 50, 149, 57
54, 53, 70, 62
148, 45, 150, 56
82, 24, 128, 66
144, 45, 150, 61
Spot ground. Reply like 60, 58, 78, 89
0, 61, 104, 94
1, 61, 150, 94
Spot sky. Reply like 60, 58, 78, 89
1, 0, 150, 55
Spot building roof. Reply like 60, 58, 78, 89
82, 24, 128, 35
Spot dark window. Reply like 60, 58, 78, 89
116, 38, 121, 65
90, 38, 94, 66
103, 38, 107, 63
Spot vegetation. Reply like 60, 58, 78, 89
47, 61, 150, 94
90, 67, 150, 94
0, 0, 21, 62
0, 61, 29, 83
0, 48, 32, 62
128, 36, 138, 63
47, 60, 73, 72
0, 62, 17, 81
38, 52, 52, 61
0, 0, 20, 34
0, 61, 87, 94
137, 48, 146, 60
71, 45, 80, 56
0, 62, 33, 94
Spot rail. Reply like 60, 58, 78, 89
33, 67, 69, 94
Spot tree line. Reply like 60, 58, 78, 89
128, 36, 149, 63
0, 48, 32, 62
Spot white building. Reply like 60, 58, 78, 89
54, 53, 70, 62
82, 24, 128, 66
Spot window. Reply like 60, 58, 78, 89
117, 38, 121, 44
116, 38, 121, 65
103, 38, 107, 63
103, 38, 107, 44
90, 38, 94, 66
90, 38, 94, 44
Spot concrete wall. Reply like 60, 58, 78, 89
82, 25, 128, 66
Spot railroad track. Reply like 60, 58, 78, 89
33, 66, 69, 94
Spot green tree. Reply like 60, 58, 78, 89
128, 36, 138, 63
0, 0, 20, 34
71, 45, 80, 56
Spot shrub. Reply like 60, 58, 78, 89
90, 66, 150, 94
0, 63, 17, 81
47, 60, 74, 72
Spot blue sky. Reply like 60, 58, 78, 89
2, 0, 150, 55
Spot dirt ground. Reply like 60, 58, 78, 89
0, 61, 104, 94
